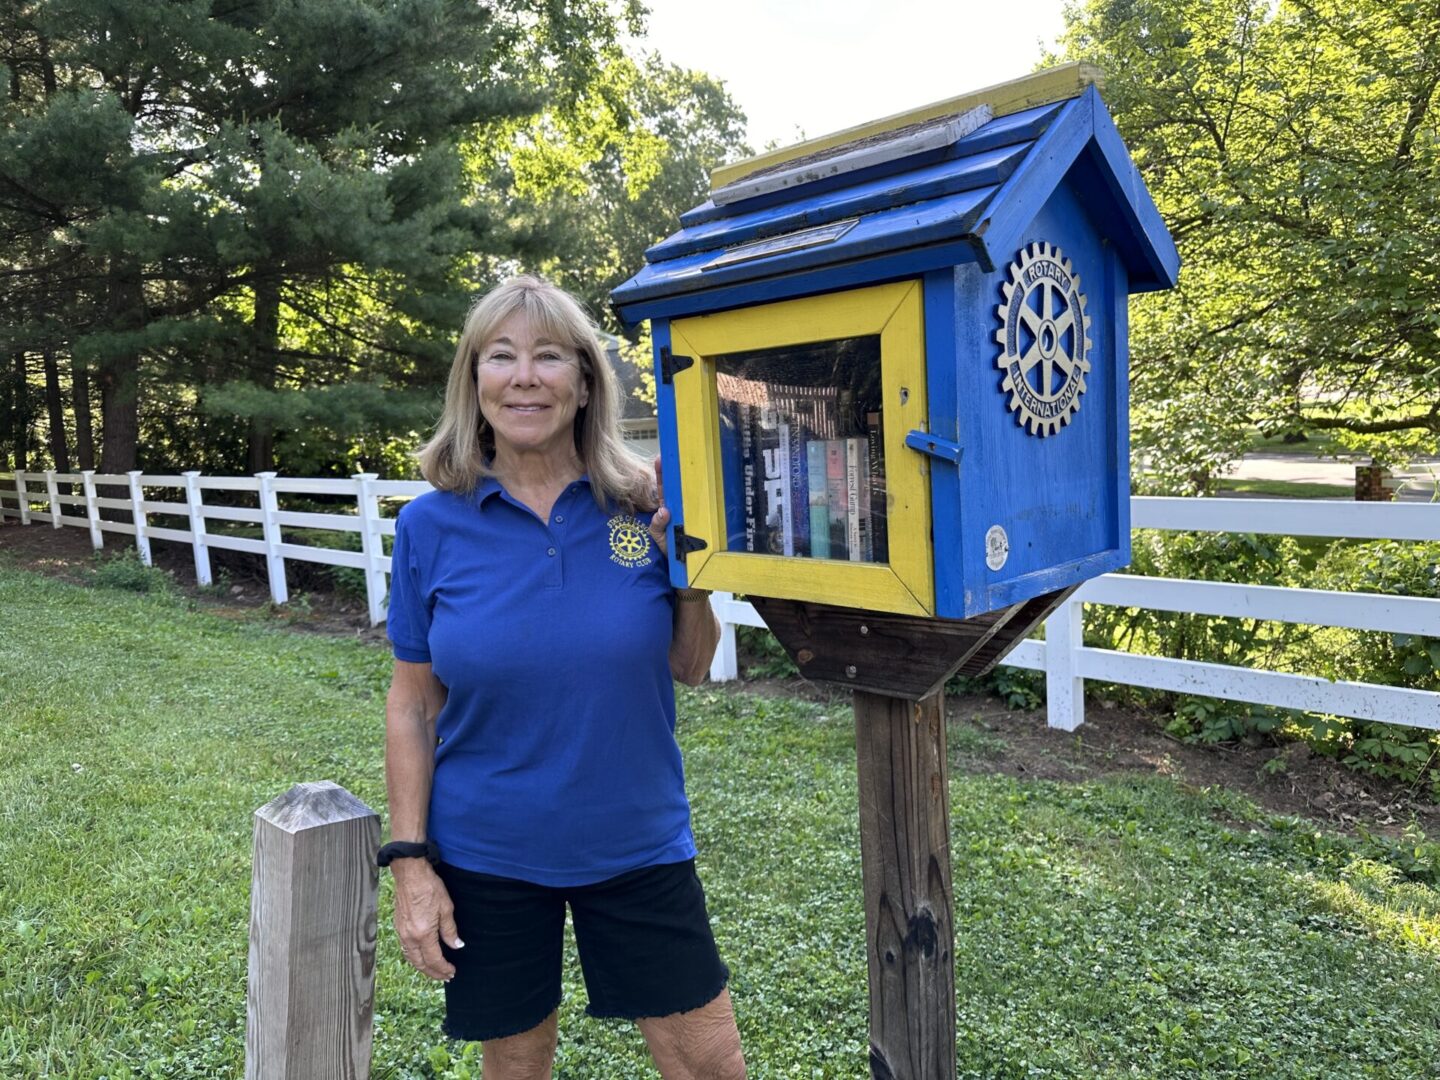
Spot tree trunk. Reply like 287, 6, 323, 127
12, 351, 31, 471
98, 261, 144, 475
72, 355, 94, 471
1, 354, 11, 470
43, 350, 70, 474
247, 278, 280, 473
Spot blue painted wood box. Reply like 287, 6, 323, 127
612, 66, 1179, 625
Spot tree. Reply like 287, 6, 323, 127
481, 52, 750, 327
1054, 0, 1440, 488
0, 0, 647, 475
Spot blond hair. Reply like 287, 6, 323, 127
417, 275, 654, 513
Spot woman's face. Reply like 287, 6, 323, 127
475, 310, 589, 465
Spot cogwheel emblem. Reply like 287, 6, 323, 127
608, 514, 654, 568
994, 241, 1093, 437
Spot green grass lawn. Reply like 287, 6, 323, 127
1214, 478, 1356, 499
1244, 434, 1346, 458
3, 561, 1439, 1078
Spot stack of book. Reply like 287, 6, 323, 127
717, 373, 888, 563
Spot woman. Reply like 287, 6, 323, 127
381, 275, 746, 1079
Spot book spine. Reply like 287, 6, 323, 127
846, 434, 869, 561
845, 437, 863, 561
775, 418, 795, 556
759, 404, 786, 556
825, 439, 848, 559
806, 441, 829, 559
866, 411, 887, 563
719, 397, 745, 553
787, 420, 809, 557
739, 401, 762, 554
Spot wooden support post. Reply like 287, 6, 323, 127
854, 689, 955, 1080
44, 469, 61, 528
256, 471, 288, 605
709, 591, 740, 682
81, 470, 103, 550
353, 472, 386, 627
127, 470, 152, 566
246, 780, 380, 1080
15, 469, 30, 525
1043, 594, 1085, 731
183, 471, 213, 587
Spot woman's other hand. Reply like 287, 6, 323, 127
392, 861, 463, 981
648, 455, 670, 559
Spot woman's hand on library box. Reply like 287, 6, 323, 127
648, 456, 670, 559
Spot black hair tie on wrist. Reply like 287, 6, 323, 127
377, 839, 440, 867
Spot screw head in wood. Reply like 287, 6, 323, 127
846, 665, 857, 678
859, 625, 869, 636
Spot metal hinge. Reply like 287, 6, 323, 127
660, 347, 694, 385
671, 526, 708, 563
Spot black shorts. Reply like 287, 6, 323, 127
436, 858, 731, 1042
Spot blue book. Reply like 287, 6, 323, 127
785, 420, 809, 556
718, 398, 746, 553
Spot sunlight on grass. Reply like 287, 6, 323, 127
3, 563, 1439, 1078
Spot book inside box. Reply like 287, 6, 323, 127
715, 336, 889, 564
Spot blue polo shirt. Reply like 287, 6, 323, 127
386, 478, 696, 886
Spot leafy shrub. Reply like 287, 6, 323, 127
948, 666, 1043, 710
291, 527, 369, 600
736, 624, 797, 678
1089, 529, 1311, 666
1301, 541, 1440, 691
1085, 529, 1311, 743
89, 550, 172, 595
1293, 541, 1440, 791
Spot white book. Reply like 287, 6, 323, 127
845, 437, 862, 561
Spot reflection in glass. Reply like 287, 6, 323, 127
714, 337, 888, 564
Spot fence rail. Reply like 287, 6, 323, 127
2, 469, 1437, 732
0, 468, 428, 625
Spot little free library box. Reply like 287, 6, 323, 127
613, 64, 1179, 699
615, 66, 1180, 1077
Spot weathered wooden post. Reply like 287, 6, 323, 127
246, 780, 380, 1080
612, 64, 1179, 1078
854, 690, 954, 1078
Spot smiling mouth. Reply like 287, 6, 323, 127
506, 405, 550, 412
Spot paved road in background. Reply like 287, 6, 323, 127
1227, 453, 1438, 502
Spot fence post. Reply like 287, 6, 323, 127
15, 470, 30, 525
245, 780, 380, 1080
183, 471, 212, 587
81, 470, 103, 549
1043, 594, 1085, 731
44, 470, 61, 529
353, 472, 386, 627
127, 470, 152, 566
709, 591, 739, 682
256, 471, 288, 605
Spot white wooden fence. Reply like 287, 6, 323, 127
3, 469, 1437, 732
0, 468, 426, 627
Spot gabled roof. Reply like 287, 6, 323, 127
612, 67, 1179, 327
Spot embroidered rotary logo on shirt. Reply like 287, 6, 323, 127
607, 514, 654, 568
995, 241, 1093, 437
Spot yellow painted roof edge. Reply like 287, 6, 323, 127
711, 62, 1104, 192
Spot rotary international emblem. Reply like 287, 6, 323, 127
994, 242, 1093, 437
607, 514, 654, 568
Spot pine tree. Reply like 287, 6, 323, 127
1, 0, 646, 474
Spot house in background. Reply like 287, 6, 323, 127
602, 331, 660, 460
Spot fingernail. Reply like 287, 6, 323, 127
454, 938, 465, 948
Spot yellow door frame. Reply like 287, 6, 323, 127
669, 280, 934, 616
